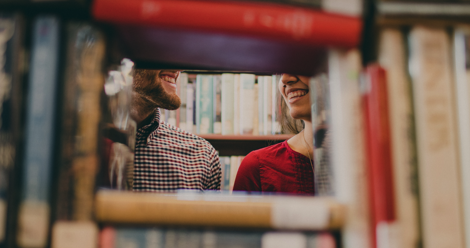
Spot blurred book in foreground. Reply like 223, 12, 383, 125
95, 190, 344, 230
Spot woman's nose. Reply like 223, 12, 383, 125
281, 74, 298, 85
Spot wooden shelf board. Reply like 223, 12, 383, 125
199, 134, 293, 141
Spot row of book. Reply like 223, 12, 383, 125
162, 73, 283, 135
320, 25, 470, 248
0, 14, 108, 248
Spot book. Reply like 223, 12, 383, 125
253, 84, 259, 135
233, 74, 240, 135
92, 0, 362, 48
309, 74, 333, 196
0, 13, 25, 248
213, 75, 222, 134
95, 190, 345, 230
229, 156, 239, 191
271, 74, 282, 134
186, 79, 195, 133
263, 76, 273, 135
179, 73, 188, 131
51, 23, 106, 248
378, 28, 421, 248
99, 226, 337, 248
17, 16, 61, 248
239, 74, 255, 135
328, 49, 370, 248
362, 64, 397, 248
258, 76, 264, 135
454, 27, 470, 248
196, 75, 214, 134
221, 73, 235, 135
408, 26, 464, 248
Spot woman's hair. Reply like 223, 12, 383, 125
278, 94, 304, 134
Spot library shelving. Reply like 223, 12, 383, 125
199, 134, 294, 156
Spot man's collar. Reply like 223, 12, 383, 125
136, 108, 161, 136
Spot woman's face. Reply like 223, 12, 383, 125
279, 74, 312, 121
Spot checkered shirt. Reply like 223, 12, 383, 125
133, 108, 221, 192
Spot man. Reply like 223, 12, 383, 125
130, 69, 221, 191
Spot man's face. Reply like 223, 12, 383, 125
133, 69, 182, 110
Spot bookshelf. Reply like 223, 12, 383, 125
199, 134, 293, 156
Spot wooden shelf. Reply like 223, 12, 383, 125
199, 134, 293, 140
198, 134, 293, 156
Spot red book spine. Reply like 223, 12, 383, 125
92, 0, 361, 48
362, 64, 396, 248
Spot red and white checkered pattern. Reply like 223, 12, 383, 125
133, 109, 221, 192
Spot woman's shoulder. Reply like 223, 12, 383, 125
249, 141, 287, 157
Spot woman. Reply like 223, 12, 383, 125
233, 74, 315, 194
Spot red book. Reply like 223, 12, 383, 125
362, 64, 396, 248
92, 0, 361, 48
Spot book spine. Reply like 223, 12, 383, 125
176, 74, 181, 128
239, 74, 255, 135
179, 73, 188, 131
197, 75, 214, 134
192, 77, 197, 134
17, 16, 60, 248
213, 75, 222, 134
258, 76, 264, 135
233, 74, 240, 135
328, 49, 371, 248
221, 73, 235, 135
0, 13, 25, 248
408, 26, 463, 248
223, 157, 231, 191
271, 74, 281, 134
168, 110, 177, 126
378, 28, 421, 248
263, 76, 273, 135
454, 28, 470, 248
229, 156, 238, 191
186, 81, 195, 133
92, 0, 362, 48
253, 83, 259, 135
362, 64, 397, 248
51, 23, 106, 248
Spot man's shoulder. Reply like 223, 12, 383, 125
159, 122, 216, 151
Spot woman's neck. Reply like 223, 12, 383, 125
287, 120, 314, 159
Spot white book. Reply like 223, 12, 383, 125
229, 156, 239, 191
186, 82, 195, 133
263, 76, 273, 135
328, 49, 370, 248
378, 28, 420, 248
272, 74, 281, 134
258, 76, 264, 135
409, 26, 463, 248
253, 84, 259, 135
233, 74, 240, 135
239, 74, 255, 135
454, 27, 470, 248
167, 110, 176, 126
221, 73, 235, 135
179, 73, 188, 131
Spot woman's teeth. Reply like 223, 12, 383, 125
288, 90, 307, 99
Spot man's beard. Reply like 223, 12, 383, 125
133, 74, 181, 110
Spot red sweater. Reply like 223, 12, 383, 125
233, 141, 315, 194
